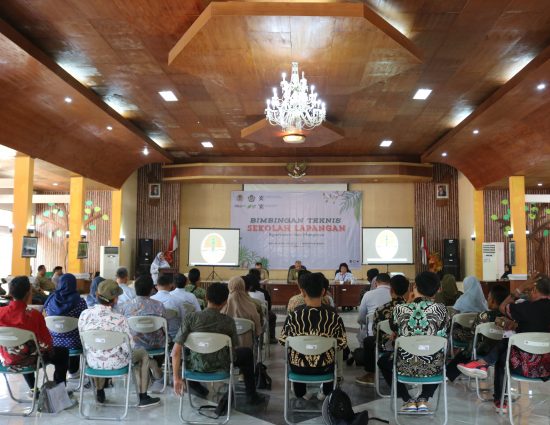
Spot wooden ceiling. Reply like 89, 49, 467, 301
0, 1, 549, 188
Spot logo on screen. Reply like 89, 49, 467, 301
236, 194, 243, 202
375, 229, 399, 260
248, 195, 255, 202
200, 233, 227, 264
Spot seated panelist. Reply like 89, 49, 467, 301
334, 262, 355, 284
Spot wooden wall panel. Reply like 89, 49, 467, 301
136, 164, 181, 272
484, 188, 550, 276
414, 164, 459, 275
34, 190, 112, 275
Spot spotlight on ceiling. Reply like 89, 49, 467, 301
282, 134, 306, 144
538, 182, 543, 187
52, 182, 59, 186
537, 83, 546, 91
64, 97, 73, 103
142, 147, 149, 156
473, 129, 479, 135
380, 140, 393, 147
441, 152, 448, 157
158, 90, 178, 102
413, 88, 432, 100
106, 125, 113, 131
201, 141, 214, 148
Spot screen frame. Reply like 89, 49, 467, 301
21, 236, 38, 258
361, 227, 414, 265
188, 227, 241, 267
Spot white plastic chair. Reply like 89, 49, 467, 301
0, 327, 45, 416
127, 316, 170, 392
500, 332, 550, 425
79, 330, 134, 420
471, 322, 504, 401
45, 316, 83, 389
234, 317, 259, 363
283, 336, 338, 425
392, 336, 448, 425
180, 332, 233, 425
375, 319, 392, 398
450, 313, 477, 357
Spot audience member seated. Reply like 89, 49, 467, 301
44, 273, 88, 379
0, 276, 70, 391
287, 271, 334, 314
78, 279, 160, 407
334, 262, 355, 284
31, 264, 55, 304
357, 273, 392, 342
452, 276, 489, 345
221, 277, 262, 349
360, 268, 379, 303
151, 274, 186, 340
378, 271, 450, 413
86, 275, 105, 308
458, 274, 550, 413
279, 272, 347, 404
446, 284, 509, 382
434, 274, 462, 306
242, 275, 266, 324
248, 269, 277, 343
355, 274, 409, 386
150, 252, 170, 285
500, 263, 512, 280
52, 266, 63, 286
170, 273, 201, 312
171, 282, 266, 405
116, 267, 136, 305
184, 268, 206, 309
287, 260, 305, 284
247, 275, 266, 304
255, 261, 269, 283
119, 276, 166, 393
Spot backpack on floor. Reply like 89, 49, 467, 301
255, 362, 272, 390
322, 387, 389, 425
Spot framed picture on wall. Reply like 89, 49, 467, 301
21, 236, 38, 258
436, 183, 449, 200
77, 241, 89, 259
148, 183, 161, 199
509, 240, 516, 266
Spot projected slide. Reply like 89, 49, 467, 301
189, 228, 240, 266
362, 228, 413, 264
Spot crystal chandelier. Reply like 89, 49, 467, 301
265, 62, 326, 133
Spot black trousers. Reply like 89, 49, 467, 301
268, 311, 277, 340
290, 365, 334, 398
377, 352, 439, 402
446, 351, 470, 382
23, 346, 69, 389
363, 336, 376, 373
234, 347, 256, 396
492, 339, 509, 402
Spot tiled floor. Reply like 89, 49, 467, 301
1, 311, 549, 424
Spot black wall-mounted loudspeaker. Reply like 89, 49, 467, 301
138, 238, 153, 265
443, 239, 459, 260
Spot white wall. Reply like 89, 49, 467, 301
458, 172, 476, 278
120, 171, 137, 274
0, 208, 13, 278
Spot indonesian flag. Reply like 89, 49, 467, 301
168, 221, 178, 252
421, 236, 429, 266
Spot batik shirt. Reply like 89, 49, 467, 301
279, 304, 347, 368
391, 298, 450, 377
78, 304, 133, 370
118, 296, 166, 349
372, 297, 405, 350
184, 284, 206, 309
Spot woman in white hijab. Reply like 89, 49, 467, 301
150, 251, 170, 284
453, 276, 488, 313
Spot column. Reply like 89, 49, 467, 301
68, 176, 85, 273
473, 190, 484, 279
11, 156, 34, 275
110, 189, 122, 247
509, 176, 527, 274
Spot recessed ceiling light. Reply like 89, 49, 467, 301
538, 182, 543, 186
142, 147, 149, 156
52, 182, 59, 186
472, 129, 479, 134
441, 152, 447, 157
413, 88, 432, 100
536, 83, 546, 91
158, 90, 178, 102
380, 140, 393, 147
106, 125, 113, 131
64, 97, 72, 103
201, 141, 214, 148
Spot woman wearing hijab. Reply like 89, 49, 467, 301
86, 276, 105, 307
434, 274, 463, 306
150, 252, 170, 285
44, 273, 88, 378
453, 276, 488, 313
221, 277, 262, 349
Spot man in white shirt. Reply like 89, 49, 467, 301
116, 267, 136, 305
151, 274, 186, 339
170, 273, 201, 312
357, 273, 392, 342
